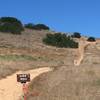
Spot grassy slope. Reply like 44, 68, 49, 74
28, 44, 100, 100
0, 29, 53, 79
0, 29, 100, 100
0, 29, 75, 79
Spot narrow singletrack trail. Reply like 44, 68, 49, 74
0, 67, 53, 100
74, 41, 96, 66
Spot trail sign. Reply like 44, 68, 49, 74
17, 74, 30, 83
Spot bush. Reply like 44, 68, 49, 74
0, 17, 24, 34
24, 23, 50, 30
87, 37, 96, 42
24, 23, 34, 29
33, 24, 50, 30
72, 32, 81, 38
32, 24, 50, 30
43, 33, 78, 48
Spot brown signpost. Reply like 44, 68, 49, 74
17, 74, 30, 83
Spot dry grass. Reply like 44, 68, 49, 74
0, 29, 100, 100
27, 66, 100, 100
0, 53, 60, 79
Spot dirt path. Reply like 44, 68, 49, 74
74, 41, 96, 66
0, 67, 53, 100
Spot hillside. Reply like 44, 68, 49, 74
0, 29, 100, 100
27, 36, 100, 100
0, 29, 77, 79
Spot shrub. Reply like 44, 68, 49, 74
43, 33, 78, 48
87, 37, 96, 42
72, 32, 81, 38
24, 23, 34, 29
32, 24, 50, 30
0, 17, 24, 34
24, 23, 50, 30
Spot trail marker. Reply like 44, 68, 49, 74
17, 74, 30, 83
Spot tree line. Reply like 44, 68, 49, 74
0, 17, 96, 49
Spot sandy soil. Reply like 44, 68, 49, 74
0, 67, 53, 100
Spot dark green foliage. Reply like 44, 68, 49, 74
87, 37, 96, 42
24, 23, 50, 30
33, 24, 50, 30
72, 32, 81, 38
43, 33, 78, 48
24, 23, 34, 29
0, 17, 24, 34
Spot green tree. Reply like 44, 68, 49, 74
72, 32, 81, 38
0, 17, 24, 34
24, 23, 34, 29
32, 24, 50, 30
87, 37, 96, 42
43, 33, 78, 48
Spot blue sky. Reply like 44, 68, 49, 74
0, 0, 100, 37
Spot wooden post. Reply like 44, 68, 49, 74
22, 83, 28, 100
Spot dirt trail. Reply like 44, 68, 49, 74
0, 67, 53, 100
74, 41, 96, 66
